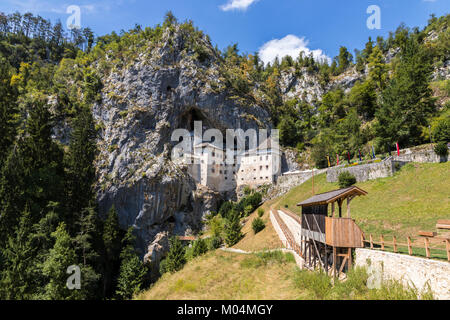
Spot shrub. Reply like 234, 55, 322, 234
208, 215, 225, 239
257, 208, 264, 217
433, 118, 449, 143
434, 141, 448, 157
192, 238, 208, 258
338, 171, 357, 188
218, 201, 233, 219
243, 205, 254, 217
252, 217, 266, 234
208, 236, 223, 250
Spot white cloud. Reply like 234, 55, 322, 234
220, 0, 259, 12
258, 34, 331, 66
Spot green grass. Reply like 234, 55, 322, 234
137, 249, 433, 300
278, 162, 450, 238
293, 267, 434, 300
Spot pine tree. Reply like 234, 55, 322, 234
42, 223, 80, 300
164, 236, 186, 273
224, 209, 243, 247
375, 36, 436, 151
115, 228, 147, 299
0, 98, 65, 245
101, 205, 123, 297
0, 56, 18, 166
0, 207, 38, 299
73, 207, 101, 299
65, 103, 98, 233
367, 46, 387, 91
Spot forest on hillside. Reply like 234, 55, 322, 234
0, 11, 449, 300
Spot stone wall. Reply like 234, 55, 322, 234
393, 145, 448, 163
267, 169, 327, 199
327, 145, 448, 183
355, 248, 450, 300
326, 158, 406, 183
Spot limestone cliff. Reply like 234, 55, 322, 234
91, 25, 271, 271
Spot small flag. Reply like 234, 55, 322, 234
396, 142, 400, 156
337, 154, 339, 166
372, 146, 376, 159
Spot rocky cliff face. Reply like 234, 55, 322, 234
91, 25, 271, 270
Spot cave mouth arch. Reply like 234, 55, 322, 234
179, 107, 212, 132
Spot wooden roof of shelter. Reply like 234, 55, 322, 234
297, 186, 368, 207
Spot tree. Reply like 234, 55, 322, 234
101, 205, 123, 297
0, 56, 18, 166
65, 104, 98, 232
163, 236, 186, 273
42, 223, 80, 300
336, 46, 353, 74
367, 46, 387, 91
0, 207, 38, 299
224, 210, 243, 247
115, 228, 147, 300
375, 37, 436, 151
0, 98, 65, 245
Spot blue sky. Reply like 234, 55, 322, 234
0, 0, 448, 63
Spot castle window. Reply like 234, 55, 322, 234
219, 170, 222, 174
224, 170, 227, 175
266, 165, 269, 170
212, 168, 215, 173
266, 156, 269, 160
260, 166, 263, 171
212, 152, 215, 157
225, 177, 228, 180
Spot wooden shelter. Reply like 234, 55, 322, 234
297, 186, 367, 277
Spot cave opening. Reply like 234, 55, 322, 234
179, 108, 208, 132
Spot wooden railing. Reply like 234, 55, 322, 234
363, 234, 450, 262
272, 210, 303, 258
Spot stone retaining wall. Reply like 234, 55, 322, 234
355, 248, 450, 300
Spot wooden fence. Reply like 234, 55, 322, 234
363, 234, 450, 262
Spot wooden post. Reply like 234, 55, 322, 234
424, 237, 430, 259
407, 237, 412, 255
332, 202, 335, 218
347, 197, 350, 218
393, 236, 397, 253
381, 234, 384, 251
446, 240, 450, 262
361, 234, 365, 247
348, 248, 352, 271
370, 234, 373, 249
333, 247, 337, 279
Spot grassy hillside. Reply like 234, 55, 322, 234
138, 249, 432, 300
137, 250, 299, 300
234, 162, 449, 253
277, 162, 450, 237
